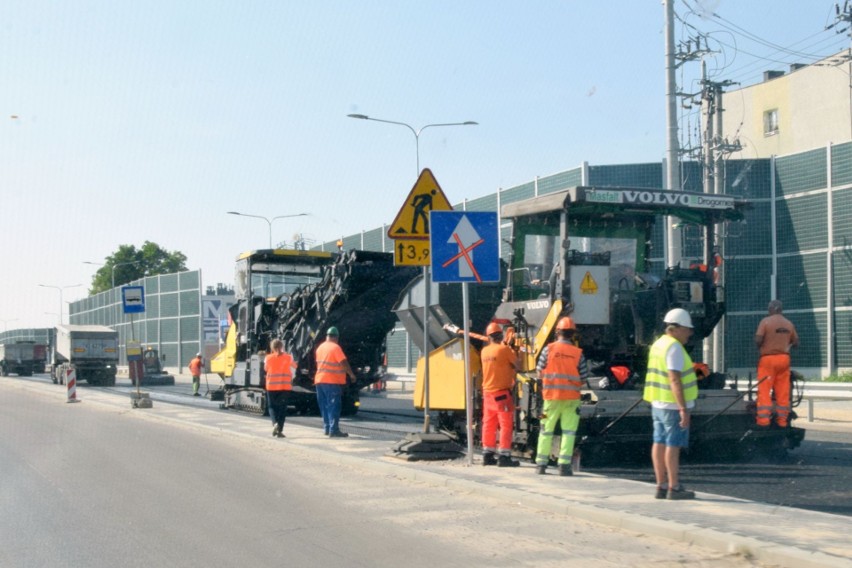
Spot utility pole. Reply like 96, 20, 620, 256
664, 0, 682, 268
828, 1, 852, 139
698, 58, 740, 370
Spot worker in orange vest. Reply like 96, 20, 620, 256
265, 339, 295, 438
188, 352, 203, 397
480, 322, 520, 467
755, 300, 799, 427
535, 317, 588, 476
314, 326, 357, 438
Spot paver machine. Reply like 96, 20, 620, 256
402, 185, 805, 463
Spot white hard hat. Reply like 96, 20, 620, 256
663, 308, 693, 329
196, 352, 202, 357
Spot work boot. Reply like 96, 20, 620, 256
329, 431, 349, 438
536, 465, 547, 475
497, 455, 520, 468
272, 425, 280, 437
667, 486, 696, 500
558, 464, 573, 477
482, 453, 497, 466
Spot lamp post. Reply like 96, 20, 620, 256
38, 284, 82, 325
227, 212, 309, 249
347, 114, 477, 177
0, 318, 18, 333
347, 113, 478, 438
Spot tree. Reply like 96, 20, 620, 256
88, 241, 188, 295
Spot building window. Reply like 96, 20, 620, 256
764, 109, 779, 136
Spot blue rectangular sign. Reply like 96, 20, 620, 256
122, 285, 146, 314
429, 211, 500, 283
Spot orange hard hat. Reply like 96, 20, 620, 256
485, 322, 502, 336
556, 317, 576, 331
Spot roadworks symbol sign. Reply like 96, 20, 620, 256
387, 168, 453, 241
580, 271, 599, 294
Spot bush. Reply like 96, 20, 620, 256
823, 372, 852, 383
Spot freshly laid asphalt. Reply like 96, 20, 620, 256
12, 373, 852, 568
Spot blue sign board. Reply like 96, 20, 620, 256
122, 285, 146, 314
429, 211, 500, 283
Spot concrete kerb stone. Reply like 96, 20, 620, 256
11, 378, 852, 568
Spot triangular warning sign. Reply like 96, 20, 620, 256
580, 271, 598, 294
387, 168, 453, 240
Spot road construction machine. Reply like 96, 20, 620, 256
210, 248, 418, 415
399, 185, 805, 463
128, 346, 175, 386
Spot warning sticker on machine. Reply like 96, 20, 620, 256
580, 272, 598, 294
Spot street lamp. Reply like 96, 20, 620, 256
0, 318, 18, 332
227, 211, 309, 249
347, 114, 477, 176
83, 260, 146, 290
38, 284, 82, 325
347, 113, 478, 440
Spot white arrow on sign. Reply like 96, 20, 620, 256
442, 215, 485, 282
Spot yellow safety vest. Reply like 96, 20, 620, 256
643, 334, 697, 404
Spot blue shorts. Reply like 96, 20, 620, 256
652, 407, 690, 448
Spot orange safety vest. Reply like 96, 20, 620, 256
189, 357, 203, 376
540, 342, 583, 401
315, 341, 348, 385
264, 352, 294, 391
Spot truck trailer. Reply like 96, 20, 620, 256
52, 324, 119, 387
0, 341, 38, 376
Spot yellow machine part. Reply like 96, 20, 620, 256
516, 299, 563, 372
210, 323, 237, 379
414, 338, 482, 411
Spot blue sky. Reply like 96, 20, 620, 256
1, 1, 847, 329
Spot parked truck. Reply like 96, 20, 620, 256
0, 341, 38, 376
51, 324, 119, 386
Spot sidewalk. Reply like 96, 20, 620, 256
23, 375, 852, 568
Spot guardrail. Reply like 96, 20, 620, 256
727, 379, 852, 422
799, 383, 852, 422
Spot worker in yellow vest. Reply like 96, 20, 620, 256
644, 308, 698, 500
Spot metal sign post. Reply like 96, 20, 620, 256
462, 282, 473, 464
430, 211, 500, 464
122, 286, 151, 409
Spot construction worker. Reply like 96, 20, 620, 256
535, 317, 588, 476
644, 308, 698, 500
755, 300, 799, 428
314, 326, 357, 438
189, 352, 203, 396
265, 339, 295, 438
480, 322, 520, 467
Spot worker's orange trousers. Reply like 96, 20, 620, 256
756, 353, 791, 427
482, 389, 515, 455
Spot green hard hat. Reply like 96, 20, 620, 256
327, 326, 340, 337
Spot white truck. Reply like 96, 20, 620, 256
52, 325, 119, 386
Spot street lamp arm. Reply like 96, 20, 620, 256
347, 114, 418, 138
271, 213, 308, 222
417, 121, 478, 135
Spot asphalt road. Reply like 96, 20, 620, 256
1, 381, 760, 568
20, 373, 852, 517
